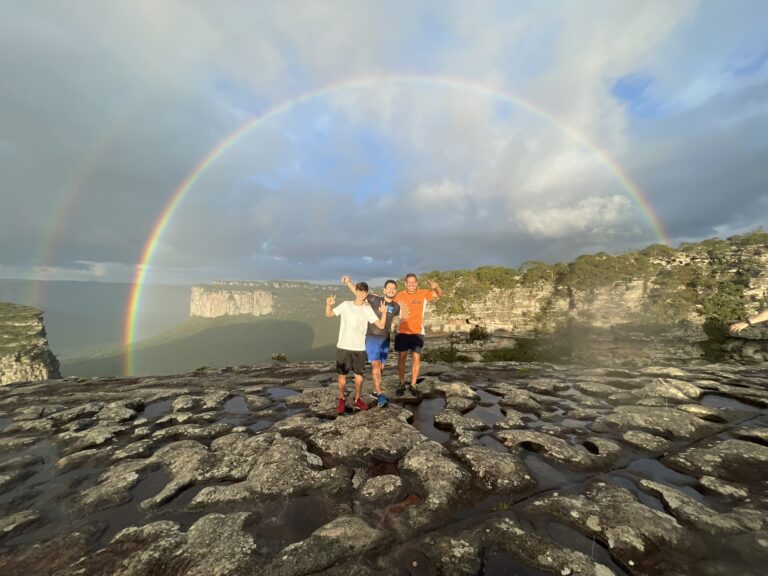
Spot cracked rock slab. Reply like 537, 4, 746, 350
192, 436, 347, 506
593, 405, 723, 441
399, 440, 469, 512
664, 438, 768, 482
309, 407, 426, 464
526, 481, 685, 567
495, 430, 621, 471
454, 445, 534, 492
266, 515, 388, 576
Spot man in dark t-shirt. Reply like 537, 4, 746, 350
343, 276, 401, 406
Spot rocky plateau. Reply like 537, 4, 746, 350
0, 359, 766, 575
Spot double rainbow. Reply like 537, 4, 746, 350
122, 74, 670, 375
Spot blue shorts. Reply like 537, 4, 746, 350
365, 335, 390, 363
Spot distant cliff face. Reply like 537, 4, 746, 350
0, 303, 61, 385
189, 285, 274, 318
425, 237, 768, 341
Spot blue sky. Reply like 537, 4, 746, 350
0, 0, 767, 285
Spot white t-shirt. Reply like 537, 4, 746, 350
333, 300, 379, 351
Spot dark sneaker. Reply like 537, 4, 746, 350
407, 385, 422, 398
377, 394, 389, 408
396, 384, 405, 397
336, 397, 346, 415
353, 398, 369, 411
370, 391, 380, 400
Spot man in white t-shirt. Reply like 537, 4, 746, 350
326, 281, 387, 415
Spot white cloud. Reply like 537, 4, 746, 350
412, 179, 467, 209
516, 196, 632, 239
0, 1, 765, 285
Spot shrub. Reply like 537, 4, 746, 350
271, 353, 288, 362
468, 324, 489, 342
422, 346, 471, 364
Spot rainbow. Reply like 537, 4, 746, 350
123, 74, 670, 375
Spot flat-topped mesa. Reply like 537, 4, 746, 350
190, 280, 340, 318
0, 302, 61, 385
189, 285, 274, 318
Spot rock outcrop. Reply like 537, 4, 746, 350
188, 281, 339, 318
0, 303, 60, 385
1, 359, 766, 574
189, 284, 273, 318
425, 239, 768, 339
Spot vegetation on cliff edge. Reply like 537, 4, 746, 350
418, 230, 767, 328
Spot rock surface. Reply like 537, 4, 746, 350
0, 360, 766, 575
0, 303, 60, 386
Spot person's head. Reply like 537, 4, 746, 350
405, 273, 418, 293
384, 279, 397, 299
355, 281, 369, 298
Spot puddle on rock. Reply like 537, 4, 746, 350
522, 453, 586, 491
216, 396, 254, 426
474, 387, 502, 404
451, 493, 510, 523
601, 474, 666, 511
244, 493, 336, 547
391, 548, 434, 576
700, 394, 760, 412
247, 402, 305, 433
620, 458, 735, 512
138, 398, 174, 420
625, 458, 698, 487
482, 551, 551, 576
0, 441, 61, 507
558, 418, 591, 430
477, 434, 509, 453
92, 467, 171, 546
519, 517, 630, 576
464, 403, 505, 428
249, 419, 273, 433
410, 398, 450, 443
222, 396, 250, 413
265, 387, 299, 400
3, 453, 106, 547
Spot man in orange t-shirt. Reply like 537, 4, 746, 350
393, 273, 443, 397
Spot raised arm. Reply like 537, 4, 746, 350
730, 309, 768, 334
341, 275, 356, 296
325, 294, 336, 318
428, 279, 444, 299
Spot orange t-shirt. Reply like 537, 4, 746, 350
394, 289, 437, 335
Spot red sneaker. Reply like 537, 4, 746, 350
336, 397, 346, 415
353, 398, 369, 411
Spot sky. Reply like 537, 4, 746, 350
1, 0, 767, 286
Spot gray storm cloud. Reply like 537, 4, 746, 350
1, 1, 766, 284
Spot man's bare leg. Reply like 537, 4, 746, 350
411, 352, 421, 386
338, 374, 347, 399
371, 361, 383, 394
398, 352, 408, 385
353, 373, 363, 402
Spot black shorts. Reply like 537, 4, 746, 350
394, 334, 425, 354
336, 348, 367, 375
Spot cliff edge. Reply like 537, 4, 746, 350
0, 302, 61, 385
